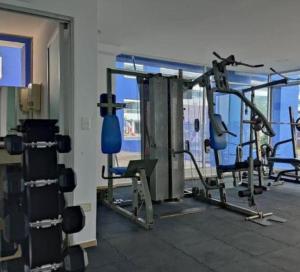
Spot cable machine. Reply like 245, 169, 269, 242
181, 52, 287, 225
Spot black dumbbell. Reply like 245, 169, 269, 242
4, 135, 23, 155
59, 168, 77, 193
55, 135, 71, 153
28, 206, 85, 234
0, 258, 26, 272
24, 168, 76, 194
62, 206, 85, 234
3, 210, 29, 243
16, 246, 88, 272
0, 231, 18, 258
238, 187, 264, 197
3, 164, 24, 197
4, 134, 71, 155
63, 245, 88, 272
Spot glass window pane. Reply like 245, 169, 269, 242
183, 85, 204, 178
271, 84, 300, 169
115, 55, 204, 174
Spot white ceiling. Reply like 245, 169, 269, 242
98, 0, 300, 72
0, 9, 50, 37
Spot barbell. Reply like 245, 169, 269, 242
243, 116, 300, 132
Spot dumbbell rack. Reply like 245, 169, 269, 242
1, 120, 88, 272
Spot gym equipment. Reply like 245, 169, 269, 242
101, 56, 286, 228
24, 167, 76, 193
98, 93, 125, 117
184, 52, 287, 226
139, 76, 184, 201
102, 70, 184, 203
63, 245, 89, 272
62, 206, 85, 234
0, 119, 88, 271
3, 164, 24, 197
194, 118, 200, 132
208, 114, 263, 188
262, 106, 300, 183
236, 80, 277, 190
0, 231, 18, 258
243, 117, 300, 133
99, 69, 186, 228
28, 206, 85, 233
0, 258, 25, 271
188, 52, 277, 137
3, 211, 29, 242
0, 245, 88, 272
99, 89, 157, 229
175, 149, 283, 226
102, 159, 157, 229
3, 133, 71, 155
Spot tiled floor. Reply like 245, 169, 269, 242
87, 182, 300, 271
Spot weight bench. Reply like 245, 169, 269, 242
102, 159, 157, 229
101, 113, 157, 229
210, 114, 264, 196
268, 157, 300, 183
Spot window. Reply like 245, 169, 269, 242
0, 34, 32, 87
270, 71, 300, 167
123, 99, 140, 139
123, 62, 144, 79
115, 55, 203, 172
114, 54, 269, 178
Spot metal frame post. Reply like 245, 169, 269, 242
106, 68, 114, 203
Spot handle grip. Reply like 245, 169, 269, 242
102, 166, 106, 179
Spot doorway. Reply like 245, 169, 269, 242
0, 7, 73, 139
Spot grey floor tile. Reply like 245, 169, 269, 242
180, 238, 250, 270
132, 250, 212, 272
221, 231, 286, 256
153, 224, 214, 248
213, 257, 283, 272
90, 182, 300, 271
108, 231, 173, 259
260, 246, 300, 272
86, 240, 127, 268
86, 260, 138, 272
252, 224, 300, 246
190, 216, 243, 239
99, 220, 143, 239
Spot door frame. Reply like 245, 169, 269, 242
0, 5, 74, 123
47, 28, 59, 119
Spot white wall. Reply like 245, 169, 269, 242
0, 0, 98, 245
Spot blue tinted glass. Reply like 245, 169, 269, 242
271, 84, 300, 168
115, 55, 203, 170
228, 70, 268, 85
0, 46, 24, 87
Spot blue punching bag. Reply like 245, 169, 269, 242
101, 115, 122, 154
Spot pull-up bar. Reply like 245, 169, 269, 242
242, 78, 288, 93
